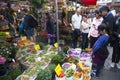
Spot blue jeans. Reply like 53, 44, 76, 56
50, 37, 54, 45
96, 63, 104, 76
72, 29, 81, 48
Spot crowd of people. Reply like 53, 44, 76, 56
0, 3, 120, 78
71, 6, 120, 77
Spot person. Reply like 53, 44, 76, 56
21, 8, 38, 41
61, 8, 66, 25
71, 8, 82, 48
111, 10, 120, 68
81, 15, 91, 50
91, 23, 110, 77
88, 10, 103, 48
46, 13, 55, 45
99, 5, 116, 68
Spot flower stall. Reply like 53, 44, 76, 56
55, 48, 92, 80
15, 37, 60, 80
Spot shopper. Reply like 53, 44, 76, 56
81, 14, 91, 50
111, 10, 120, 68
99, 5, 116, 68
71, 8, 82, 48
91, 23, 110, 77
88, 10, 103, 48
46, 13, 55, 45
21, 9, 38, 41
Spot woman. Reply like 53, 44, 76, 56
46, 13, 55, 45
81, 15, 91, 50
88, 10, 103, 48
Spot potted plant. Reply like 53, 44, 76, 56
36, 68, 52, 80
7, 69, 22, 80
65, 68, 74, 80
51, 54, 63, 65
0, 55, 7, 76
46, 64, 57, 80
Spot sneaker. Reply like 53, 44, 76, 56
116, 64, 120, 69
111, 63, 115, 68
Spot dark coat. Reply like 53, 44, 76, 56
46, 18, 54, 34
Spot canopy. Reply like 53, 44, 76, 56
81, 0, 97, 6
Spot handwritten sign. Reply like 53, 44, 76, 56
54, 43, 58, 48
34, 44, 40, 50
55, 64, 63, 76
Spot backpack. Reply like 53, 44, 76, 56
24, 14, 38, 28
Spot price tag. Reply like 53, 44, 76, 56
78, 61, 83, 69
21, 36, 27, 40
55, 64, 63, 76
54, 42, 58, 48
34, 44, 40, 50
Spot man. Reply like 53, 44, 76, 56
99, 6, 116, 68
111, 10, 120, 69
71, 8, 82, 48
20, 8, 38, 41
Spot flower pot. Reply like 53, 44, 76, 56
0, 66, 7, 76
55, 75, 66, 80
66, 76, 73, 80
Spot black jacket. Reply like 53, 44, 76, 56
102, 12, 116, 44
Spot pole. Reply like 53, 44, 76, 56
55, 0, 59, 52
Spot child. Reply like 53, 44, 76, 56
91, 23, 110, 77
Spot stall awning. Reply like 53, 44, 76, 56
80, 0, 97, 6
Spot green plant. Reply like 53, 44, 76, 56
0, 75, 12, 80
7, 69, 22, 80
66, 68, 74, 78
63, 46, 70, 54
38, 42, 45, 50
36, 68, 52, 80
0, 43, 18, 63
47, 64, 56, 73
51, 54, 63, 65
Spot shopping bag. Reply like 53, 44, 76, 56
19, 22, 25, 32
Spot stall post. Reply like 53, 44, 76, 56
55, 0, 60, 52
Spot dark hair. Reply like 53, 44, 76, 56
94, 9, 99, 14
46, 12, 51, 19
98, 23, 110, 35
82, 14, 88, 18
99, 5, 110, 12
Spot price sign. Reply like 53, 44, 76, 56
55, 64, 63, 76
78, 61, 83, 69
21, 36, 27, 40
34, 44, 40, 50
54, 42, 58, 48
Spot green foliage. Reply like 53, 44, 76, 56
47, 64, 56, 73
51, 54, 63, 65
38, 42, 45, 50
7, 69, 22, 80
36, 68, 52, 80
66, 68, 74, 78
63, 46, 70, 54
0, 75, 12, 80
0, 44, 18, 62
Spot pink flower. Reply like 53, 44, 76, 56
0, 55, 6, 64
